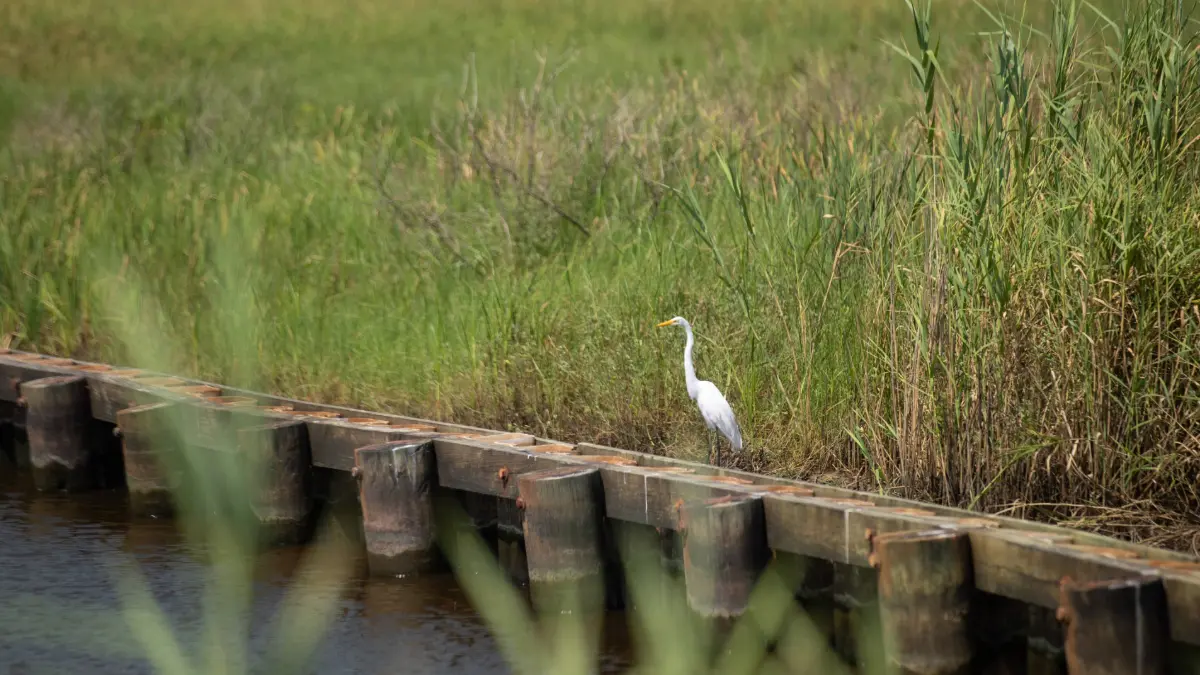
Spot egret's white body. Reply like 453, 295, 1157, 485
657, 317, 742, 465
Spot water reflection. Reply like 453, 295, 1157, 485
0, 457, 632, 674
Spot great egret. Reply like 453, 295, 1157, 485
656, 316, 742, 467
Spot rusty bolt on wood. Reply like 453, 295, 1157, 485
1055, 576, 1073, 623
497, 467, 510, 486
15, 396, 26, 408
112, 426, 122, 438
515, 497, 526, 510
351, 466, 362, 479
865, 528, 879, 568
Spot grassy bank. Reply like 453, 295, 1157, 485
1, 0, 1198, 550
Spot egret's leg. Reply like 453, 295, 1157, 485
707, 431, 714, 466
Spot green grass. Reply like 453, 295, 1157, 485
2, 0, 1198, 550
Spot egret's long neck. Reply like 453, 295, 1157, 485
683, 325, 698, 400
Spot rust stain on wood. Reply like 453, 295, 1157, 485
817, 497, 875, 507
390, 423, 438, 431
880, 506, 937, 517
134, 376, 187, 388
479, 433, 535, 446
1060, 544, 1143, 560
757, 485, 815, 496
164, 384, 221, 397
528, 443, 576, 455
701, 475, 755, 485
344, 417, 391, 426
106, 369, 144, 378
1142, 560, 1200, 576
211, 396, 258, 406
575, 455, 638, 466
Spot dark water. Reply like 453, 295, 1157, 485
0, 456, 632, 675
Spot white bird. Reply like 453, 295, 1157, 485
656, 316, 742, 467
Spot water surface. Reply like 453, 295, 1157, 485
0, 455, 632, 675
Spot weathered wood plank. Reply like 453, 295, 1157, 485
972, 531, 1200, 646
87, 372, 151, 422
0, 351, 494, 436
433, 438, 751, 529
307, 420, 416, 471
0, 354, 76, 403
970, 531, 1157, 609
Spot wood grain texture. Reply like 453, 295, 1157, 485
354, 440, 441, 576
186, 398, 274, 448
970, 531, 1154, 608
239, 419, 314, 544
20, 376, 98, 491
874, 529, 975, 675
519, 466, 609, 613
0, 354, 76, 403
681, 494, 768, 619
1059, 576, 1169, 675
116, 402, 183, 515
309, 420, 412, 471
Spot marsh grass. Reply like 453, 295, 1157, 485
3, 3, 1200, 667
1, 0, 1198, 550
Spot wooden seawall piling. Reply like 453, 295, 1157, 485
681, 494, 768, 622
519, 466, 610, 613
354, 440, 441, 576
2, 348, 1199, 673
21, 375, 101, 491
116, 402, 181, 515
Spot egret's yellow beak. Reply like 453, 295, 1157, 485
656, 319, 676, 328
